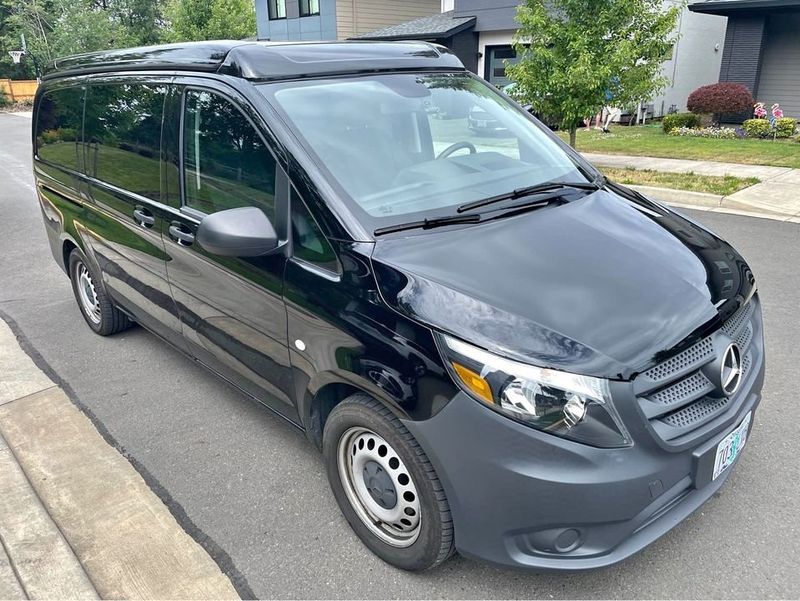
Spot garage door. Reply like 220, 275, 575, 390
757, 13, 800, 118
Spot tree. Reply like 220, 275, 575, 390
506, 0, 681, 148
166, 0, 256, 42
0, 0, 163, 73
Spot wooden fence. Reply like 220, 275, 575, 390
0, 79, 39, 103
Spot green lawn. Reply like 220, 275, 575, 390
559, 125, 800, 169
601, 167, 759, 196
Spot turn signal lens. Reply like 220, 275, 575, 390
451, 362, 493, 404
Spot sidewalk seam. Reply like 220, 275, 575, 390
0, 428, 100, 598
0, 530, 29, 600
0, 384, 58, 407
0, 308, 256, 600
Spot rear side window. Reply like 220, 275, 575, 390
83, 83, 166, 200
35, 87, 84, 170
182, 89, 276, 220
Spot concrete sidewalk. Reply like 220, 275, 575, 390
0, 319, 240, 600
584, 152, 800, 222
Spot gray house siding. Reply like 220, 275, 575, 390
756, 13, 800, 117
257, 0, 338, 41
718, 15, 767, 95
453, 0, 518, 30
449, 29, 480, 73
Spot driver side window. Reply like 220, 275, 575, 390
183, 89, 277, 219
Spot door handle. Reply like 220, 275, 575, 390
133, 206, 155, 228
169, 223, 195, 246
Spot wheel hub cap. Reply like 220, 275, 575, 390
337, 427, 421, 547
363, 461, 396, 509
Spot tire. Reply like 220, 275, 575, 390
68, 248, 132, 336
323, 393, 455, 571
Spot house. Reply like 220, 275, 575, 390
255, 0, 441, 43
689, 0, 800, 118
356, 0, 729, 118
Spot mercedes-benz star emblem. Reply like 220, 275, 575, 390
720, 343, 742, 396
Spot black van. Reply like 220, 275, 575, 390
33, 41, 764, 572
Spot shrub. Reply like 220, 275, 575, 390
662, 112, 701, 133
743, 118, 773, 138
687, 83, 754, 118
775, 117, 797, 138
39, 128, 77, 143
0, 88, 7, 107
668, 126, 737, 139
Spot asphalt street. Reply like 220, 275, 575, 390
1, 112, 798, 599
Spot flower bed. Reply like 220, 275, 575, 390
668, 126, 738, 139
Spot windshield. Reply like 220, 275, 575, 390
260, 73, 592, 232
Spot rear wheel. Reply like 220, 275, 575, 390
323, 393, 455, 570
68, 249, 132, 336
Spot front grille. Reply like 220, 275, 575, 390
636, 297, 762, 445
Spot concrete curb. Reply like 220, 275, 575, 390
587, 151, 800, 221
0, 433, 99, 599
627, 184, 724, 208
0, 318, 240, 600
626, 184, 800, 222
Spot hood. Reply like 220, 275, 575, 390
371, 188, 755, 380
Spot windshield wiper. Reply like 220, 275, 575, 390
457, 180, 601, 213
373, 213, 481, 237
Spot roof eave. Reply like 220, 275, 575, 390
689, 0, 800, 14
353, 17, 476, 42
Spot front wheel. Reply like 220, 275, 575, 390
323, 394, 455, 570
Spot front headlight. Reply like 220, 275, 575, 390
437, 334, 632, 448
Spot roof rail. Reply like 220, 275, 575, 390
43, 40, 465, 82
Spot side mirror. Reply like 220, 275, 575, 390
196, 206, 278, 257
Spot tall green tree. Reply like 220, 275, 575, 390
166, 0, 256, 42
506, 0, 681, 148
1, 0, 163, 75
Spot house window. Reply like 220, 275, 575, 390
268, 0, 286, 20
299, 0, 320, 16
484, 46, 520, 88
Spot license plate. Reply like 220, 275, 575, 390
712, 412, 751, 480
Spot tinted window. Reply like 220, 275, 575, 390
35, 87, 84, 170
269, 0, 286, 19
299, 0, 319, 16
291, 188, 338, 272
83, 83, 165, 200
183, 90, 276, 219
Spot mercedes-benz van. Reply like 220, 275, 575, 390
32, 41, 764, 571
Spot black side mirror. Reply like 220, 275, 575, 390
196, 206, 278, 257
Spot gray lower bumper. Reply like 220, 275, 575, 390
403, 370, 763, 570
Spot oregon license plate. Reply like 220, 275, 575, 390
712, 412, 751, 480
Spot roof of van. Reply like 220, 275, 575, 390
44, 40, 466, 81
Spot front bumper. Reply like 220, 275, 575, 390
404, 342, 764, 570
